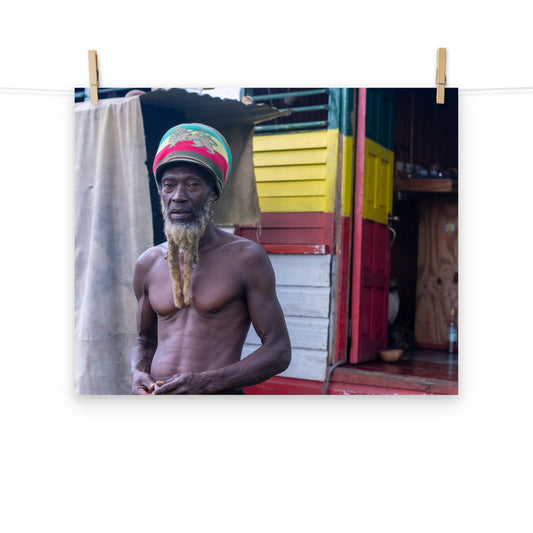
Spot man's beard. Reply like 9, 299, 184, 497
161, 197, 215, 309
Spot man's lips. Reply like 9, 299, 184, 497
169, 210, 193, 220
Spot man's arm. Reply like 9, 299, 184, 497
129, 251, 159, 394
154, 242, 291, 394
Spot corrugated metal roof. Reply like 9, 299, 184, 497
139, 88, 291, 129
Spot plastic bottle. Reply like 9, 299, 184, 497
447, 307, 458, 354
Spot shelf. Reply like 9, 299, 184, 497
394, 178, 458, 193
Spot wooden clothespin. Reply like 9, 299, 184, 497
88, 50, 99, 104
436, 48, 446, 104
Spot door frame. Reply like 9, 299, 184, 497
334, 88, 393, 364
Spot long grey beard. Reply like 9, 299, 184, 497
162, 198, 214, 308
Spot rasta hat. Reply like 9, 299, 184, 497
153, 123, 232, 197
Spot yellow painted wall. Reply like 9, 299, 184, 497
340, 135, 353, 217
253, 130, 339, 213
253, 131, 392, 222
362, 138, 394, 225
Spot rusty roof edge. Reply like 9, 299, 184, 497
139, 88, 291, 126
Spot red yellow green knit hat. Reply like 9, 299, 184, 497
153, 123, 232, 197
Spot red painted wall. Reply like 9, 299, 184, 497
235, 212, 335, 254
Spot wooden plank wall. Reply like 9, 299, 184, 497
415, 196, 458, 348
252, 130, 337, 213
242, 254, 331, 381
235, 212, 335, 254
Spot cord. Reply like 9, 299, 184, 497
321, 359, 349, 395
388, 226, 397, 251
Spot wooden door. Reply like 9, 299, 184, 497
414, 196, 458, 349
350, 89, 395, 364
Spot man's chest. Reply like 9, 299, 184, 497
148, 259, 244, 317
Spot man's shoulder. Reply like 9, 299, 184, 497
217, 230, 267, 260
133, 244, 166, 294
214, 232, 275, 284
135, 243, 167, 271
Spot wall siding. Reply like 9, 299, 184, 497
241, 127, 340, 382
243, 345, 328, 382
235, 212, 335, 255
241, 254, 331, 382
277, 286, 330, 318
253, 130, 338, 213
269, 253, 331, 286
246, 316, 329, 351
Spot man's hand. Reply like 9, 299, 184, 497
131, 371, 157, 395
152, 372, 209, 395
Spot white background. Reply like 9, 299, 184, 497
1, 2, 531, 532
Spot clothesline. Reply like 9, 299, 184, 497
1, 87, 533, 96
460, 87, 533, 93
0, 87, 73, 95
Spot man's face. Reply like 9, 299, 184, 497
160, 164, 215, 226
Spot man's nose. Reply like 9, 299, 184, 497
170, 183, 188, 202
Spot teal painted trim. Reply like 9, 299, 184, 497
339, 88, 354, 137
327, 88, 342, 130
365, 88, 395, 150
255, 121, 327, 132
252, 89, 329, 101
278, 104, 329, 114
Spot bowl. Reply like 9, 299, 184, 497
378, 349, 404, 363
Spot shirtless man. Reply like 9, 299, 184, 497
130, 123, 291, 394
